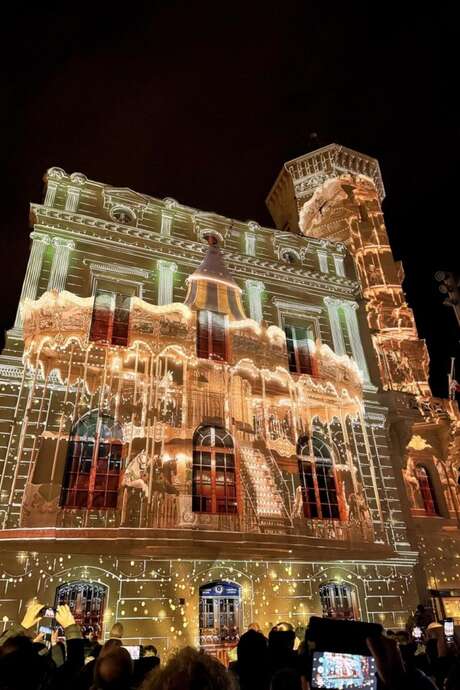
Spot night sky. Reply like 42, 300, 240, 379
3, 2, 459, 396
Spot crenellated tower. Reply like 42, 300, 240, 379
266, 143, 430, 396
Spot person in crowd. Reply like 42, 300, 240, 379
132, 644, 161, 688
407, 604, 435, 632
248, 622, 262, 632
367, 631, 439, 690
0, 600, 84, 690
268, 622, 301, 682
109, 622, 124, 641
90, 645, 133, 690
228, 628, 269, 690
140, 646, 236, 690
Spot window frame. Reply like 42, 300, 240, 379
415, 464, 440, 516
297, 434, 341, 520
89, 289, 132, 347
196, 310, 228, 363
60, 413, 123, 511
284, 323, 317, 376
192, 426, 237, 515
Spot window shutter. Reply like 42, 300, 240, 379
295, 327, 314, 375
197, 310, 211, 359
284, 325, 297, 373
90, 291, 114, 343
210, 312, 226, 361
112, 294, 131, 346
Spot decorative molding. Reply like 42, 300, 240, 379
272, 299, 322, 315
85, 260, 151, 279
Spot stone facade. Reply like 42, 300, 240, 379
0, 145, 458, 656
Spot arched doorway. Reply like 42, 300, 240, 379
199, 581, 241, 665
319, 582, 358, 620
55, 581, 107, 633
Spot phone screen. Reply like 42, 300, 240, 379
444, 619, 454, 638
413, 626, 422, 640
43, 608, 55, 618
123, 645, 141, 660
311, 651, 377, 690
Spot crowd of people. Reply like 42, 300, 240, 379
0, 601, 459, 689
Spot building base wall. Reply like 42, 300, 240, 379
0, 549, 419, 656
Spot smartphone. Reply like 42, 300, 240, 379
38, 625, 52, 642
444, 618, 454, 641
412, 626, 422, 641
311, 650, 377, 690
43, 607, 55, 618
307, 617, 381, 690
123, 645, 142, 660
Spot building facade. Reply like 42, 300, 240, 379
0, 144, 458, 657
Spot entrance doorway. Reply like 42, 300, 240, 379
55, 581, 107, 633
319, 583, 358, 620
199, 581, 241, 665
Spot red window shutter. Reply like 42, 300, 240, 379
90, 291, 114, 343
197, 311, 210, 359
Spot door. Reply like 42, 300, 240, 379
199, 581, 241, 665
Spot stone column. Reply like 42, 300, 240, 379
44, 181, 58, 207
333, 254, 345, 277
342, 301, 371, 382
65, 187, 80, 212
323, 297, 346, 355
47, 237, 75, 292
157, 260, 177, 305
245, 280, 265, 322
160, 198, 177, 237
14, 232, 50, 329
317, 250, 329, 273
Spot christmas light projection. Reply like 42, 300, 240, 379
11, 240, 384, 547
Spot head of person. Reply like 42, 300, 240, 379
247, 622, 261, 632
385, 629, 396, 639
109, 622, 124, 640
93, 646, 133, 690
144, 645, 158, 657
237, 629, 267, 666
416, 604, 425, 613
140, 646, 236, 690
425, 621, 443, 639
269, 622, 296, 654
395, 630, 410, 646
100, 638, 123, 657
0, 636, 47, 690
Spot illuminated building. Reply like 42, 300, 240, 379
0, 144, 459, 656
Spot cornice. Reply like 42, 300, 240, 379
31, 209, 359, 298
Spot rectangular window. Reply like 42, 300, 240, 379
89, 290, 131, 347
285, 324, 315, 375
197, 310, 227, 362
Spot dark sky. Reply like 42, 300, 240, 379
2, 2, 459, 396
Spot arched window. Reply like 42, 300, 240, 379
55, 581, 107, 632
319, 583, 357, 620
297, 434, 340, 520
192, 426, 237, 514
60, 412, 123, 510
415, 465, 439, 516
